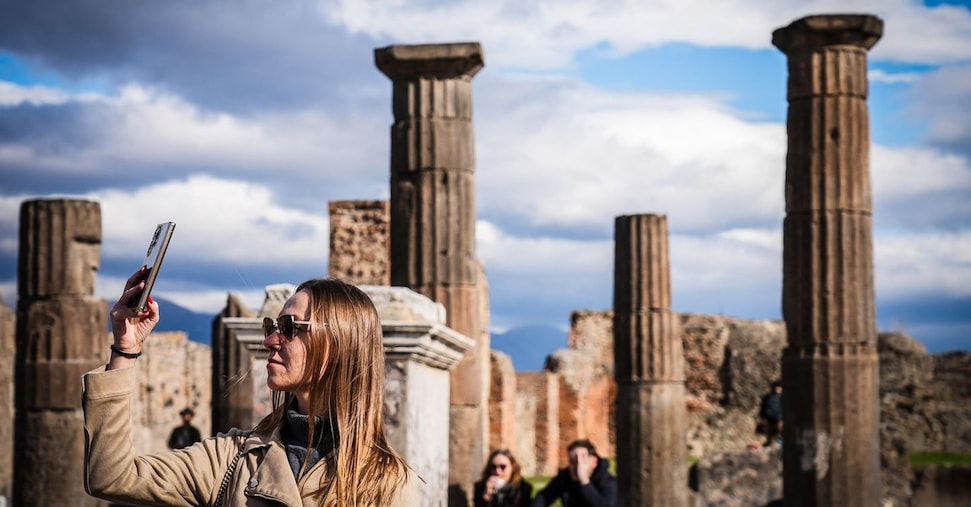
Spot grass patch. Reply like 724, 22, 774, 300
908, 451, 971, 466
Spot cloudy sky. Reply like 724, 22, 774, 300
1, 0, 969, 353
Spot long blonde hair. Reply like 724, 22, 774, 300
255, 278, 408, 505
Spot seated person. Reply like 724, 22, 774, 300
530, 439, 616, 507
474, 449, 533, 506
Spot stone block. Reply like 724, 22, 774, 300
328, 200, 390, 286
488, 350, 517, 453
17, 296, 107, 409
18, 199, 101, 298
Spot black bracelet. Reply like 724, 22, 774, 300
110, 344, 142, 359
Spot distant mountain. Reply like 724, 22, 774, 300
491, 324, 568, 372
153, 297, 217, 345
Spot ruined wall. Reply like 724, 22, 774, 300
512, 311, 970, 505
130, 331, 212, 453
328, 200, 390, 286
515, 372, 559, 477
489, 351, 517, 454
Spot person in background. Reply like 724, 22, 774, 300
167, 407, 203, 449
760, 380, 784, 447
530, 439, 616, 507
474, 449, 533, 507
83, 268, 416, 506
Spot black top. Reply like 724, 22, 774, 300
280, 408, 338, 478
473, 478, 534, 507
167, 423, 202, 449
530, 458, 617, 507
761, 391, 783, 422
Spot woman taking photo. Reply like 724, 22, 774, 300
474, 449, 532, 507
83, 268, 416, 506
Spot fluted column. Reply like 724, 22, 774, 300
15, 199, 107, 506
375, 42, 486, 507
773, 14, 883, 507
613, 214, 687, 507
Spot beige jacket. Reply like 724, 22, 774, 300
83, 366, 419, 506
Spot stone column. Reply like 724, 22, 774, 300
613, 214, 687, 507
773, 14, 883, 507
375, 42, 487, 506
15, 199, 107, 506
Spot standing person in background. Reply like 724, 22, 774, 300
530, 439, 616, 507
760, 380, 784, 448
167, 407, 203, 449
474, 449, 533, 507
83, 268, 417, 506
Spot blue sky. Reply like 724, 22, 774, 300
1, 0, 969, 355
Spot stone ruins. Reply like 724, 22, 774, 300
3, 12, 970, 507
774, 14, 884, 507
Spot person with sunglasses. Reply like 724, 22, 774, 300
83, 267, 417, 506
474, 449, 533, 507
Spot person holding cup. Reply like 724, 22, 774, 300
474, 449, 533, 507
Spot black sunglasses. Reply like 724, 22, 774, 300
263, 314, 312, 341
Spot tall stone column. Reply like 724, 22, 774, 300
773, 14, 883, 507
15, 199, 107, 506
612, 214, 687, 507
375, 42, 486, 506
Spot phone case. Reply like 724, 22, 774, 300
133, 221, 176, 311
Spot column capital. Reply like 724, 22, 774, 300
772, 14, 883, 55
375, 42, 484, 80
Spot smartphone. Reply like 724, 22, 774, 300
131, 221, 176, 311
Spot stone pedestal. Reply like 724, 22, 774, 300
15, 199, 107, 506
375, 42, 487, 506
368, 286, 473, 507
773, 14, 883, 507
613, 214, 688, 507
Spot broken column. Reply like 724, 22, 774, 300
613, 214, 688, 507
375, 42, 486, 506
15, 199, 107, 506
773, 14, 883, 507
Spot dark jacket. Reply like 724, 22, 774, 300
474, 478, 533, 507
168, 423, 202, 449
530, 458, 616, 507
760, 391, 783, 422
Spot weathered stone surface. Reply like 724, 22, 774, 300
516, 371, 560, 477
17, 296, 107, 408
131, 332, 212, 454
489, 351, 517, 453
775, 13, 883, 507
16, 411, 101, 506
18, 199, 101, 297
690, 446, 783, 507
328, 200, 390, 286
0, 299, 14, 502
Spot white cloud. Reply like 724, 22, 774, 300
873, 144, 971, 199
475, 76, 786, 233
869, 69, 921, 84
0, 80, 105, 106
326, 0, 971, 67
875, 231, 971, 298
90, 175, 331, 266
